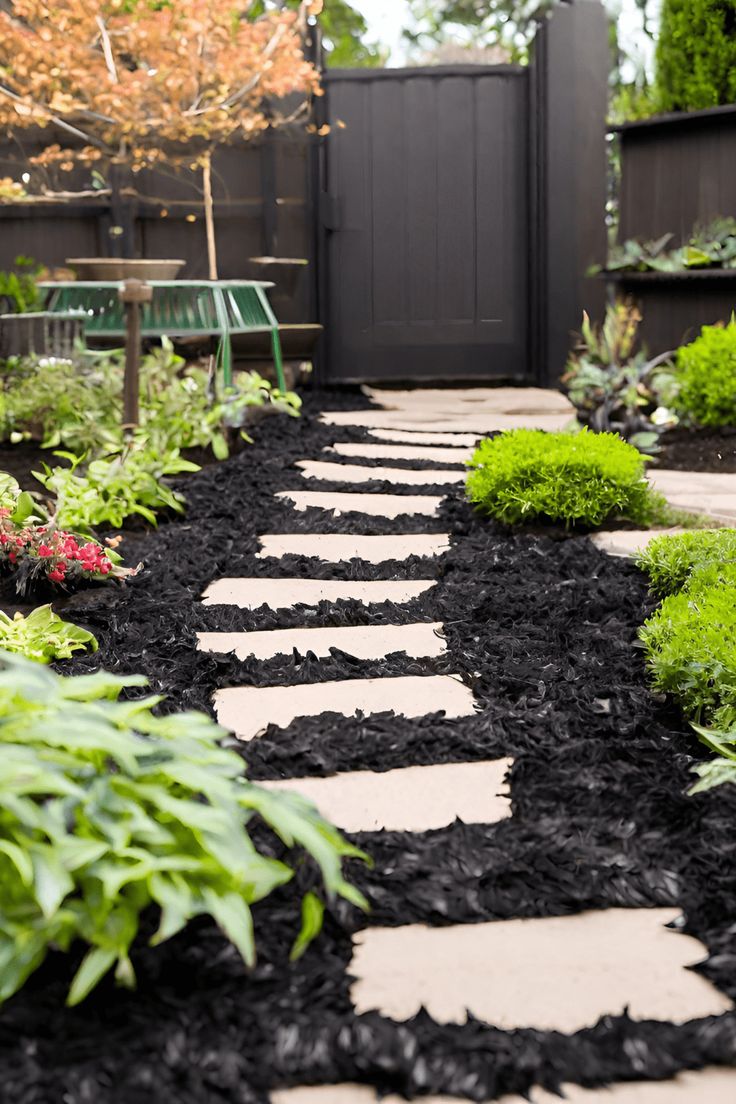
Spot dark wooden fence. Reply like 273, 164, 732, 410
610, 105, 736, 353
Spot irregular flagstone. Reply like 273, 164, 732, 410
591, 528, 688, 559
326, 442, 473, 464
213, 673, 477, 742
201, 577, 435, 610
363, 385, 574, 416
296, 460, 465, 486
349, 908, 732, 1032
319, 410, 571, 433
648, 469, 736, 522
275, 490, 442, 518
368, 428, 481, 446
196, 622, 447, 662
259, 759, 512, 832
271, 1068, 736, 1103
256, 533, 452, 563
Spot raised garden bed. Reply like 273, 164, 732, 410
1, 393, 734, 1102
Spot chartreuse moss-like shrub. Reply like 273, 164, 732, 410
672, 319, 736, 428
465, 427, 667, 528
0, 656, 367, 1007
656, 0, 736, 113
635, 528, 736, 597
639, 562, 736, 734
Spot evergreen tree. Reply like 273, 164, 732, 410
656, 0, 736, 111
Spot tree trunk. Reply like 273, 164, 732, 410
202, 150, 218, 280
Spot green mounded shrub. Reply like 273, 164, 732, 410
672, 319, 736, 428
465, 427, 668, 528
656, 0, 736, 113
639, 562, 736, 732
636, 528, 736, 597
0, 656, 367, 1006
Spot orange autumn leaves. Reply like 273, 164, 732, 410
0, 1, 322, 171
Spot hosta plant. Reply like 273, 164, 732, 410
636, 528, 736, 597
0, 656, 367, 1007
562, 302, 678, 455
0, 605, 97, 663
671, 318, 736, 428
466, 427, 670, 528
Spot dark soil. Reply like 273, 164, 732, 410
1, 391, 735, 1103
656, 425, 736, 473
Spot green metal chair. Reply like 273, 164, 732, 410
39, 280, 286, 390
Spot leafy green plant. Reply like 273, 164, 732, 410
465, 427, 670, 528
636, 528, 736, 597
0, 255, 44, 314
596, 219, 736, 275
671, 318, 736, 428
562, 302, 678, 455
656, 0, 736, 113
0, 604, 97, 662
34, 447, 199, 532
0, 655, 367, 1007
689, 722, 736, 793
639, 562, 736, 731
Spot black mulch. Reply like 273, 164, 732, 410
2, 390, 736, 1103
654, 425, 736, 474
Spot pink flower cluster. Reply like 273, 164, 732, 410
0, 507, 120, 588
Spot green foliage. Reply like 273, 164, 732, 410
0, 256, 44, 315
0, 605, 97, 662
562, 302, 678, 455
689, 722, 736, 793
0, 655, 367, 1007
466, 427, 668, 528
34, 447, 199, 533
254, 0, 387, 66
639, 562, 736, 732
671, 319, 736, 428
600, 219, 736, 274
655, 0, 736, 113
636, 528, 736, 597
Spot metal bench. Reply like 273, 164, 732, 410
39, 279, 285, 389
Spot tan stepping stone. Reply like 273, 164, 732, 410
649, 469, 736, 522
214, 673, 477, 742
320, 410, 571, 433
296, 460, 465, 486
260, 759, 513, 832
271, 1068, 736, 1104
327, 442, 473, 463
368, 428, 481, 446
275, 490, 442, 518
201, 578, 435, 610
256, 533, 452, 563
363, 386, 574, 416
349, 908, 732, 1032
591, 528, 688, 558
197, 622, 447, 662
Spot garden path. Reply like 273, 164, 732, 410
202, 387, 736, 1103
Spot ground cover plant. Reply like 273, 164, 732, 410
636, 528, 736, 597
465, 427, 671, 527
0, 605, 96, 662
562, 302, 678, 455
671, 318, 736, 429
0, 654, 367, 1008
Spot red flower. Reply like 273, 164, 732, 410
48, 565, 66, 582
38, 544, 53, 557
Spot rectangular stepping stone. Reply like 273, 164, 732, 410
201, 578, 436, 610
296, 460, 466, 486
649, 469, 736, 522
259, 759, 512, 832
369, 428, 481, 446
591, 528, 688, 558
327, 442, 473, 464
213, 674, 477, 742
275, 490, 442, 518
363, 385, 575, 416
256, 533, 452, 563
320, 410, 571, 433
271, 1068, 736, 1104
349, 908, 732, 1032
197, 622, 447, 662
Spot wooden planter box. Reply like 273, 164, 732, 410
0, 312, 85, 359
605, 270, 736, 355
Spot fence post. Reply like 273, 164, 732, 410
530, 0, 609, 386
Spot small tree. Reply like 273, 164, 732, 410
655, 0, 736, 113
0, 0, 323, 278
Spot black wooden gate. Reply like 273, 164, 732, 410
316, 0, 609, 385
